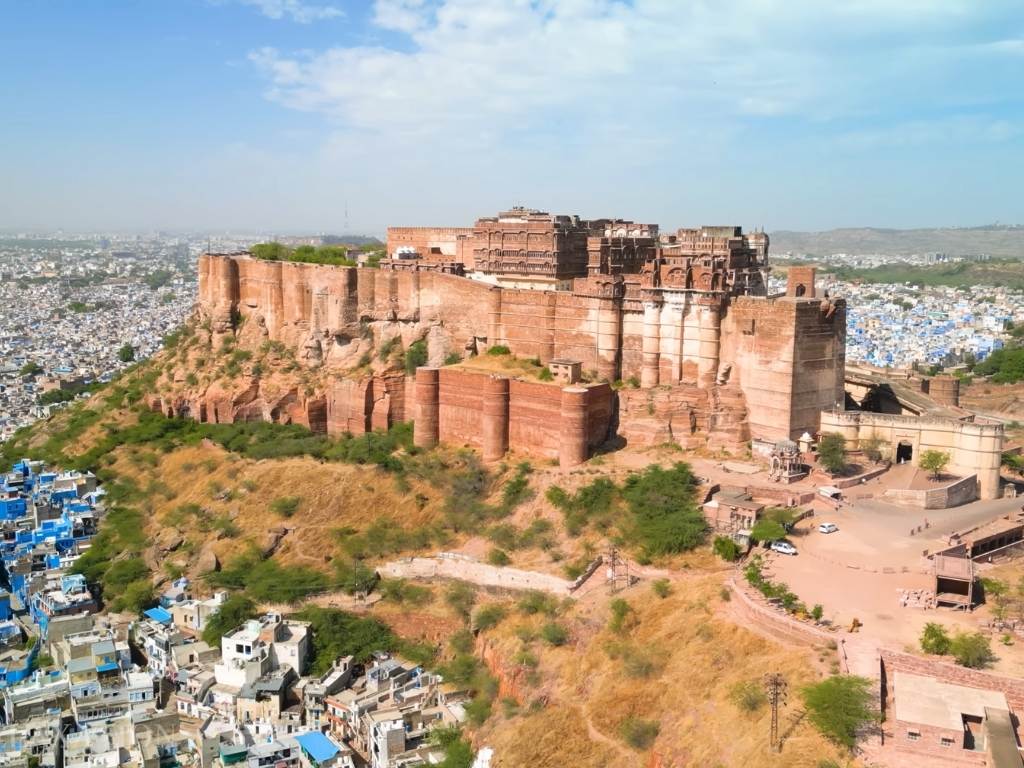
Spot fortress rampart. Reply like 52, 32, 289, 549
819, 410, 1004, 500
192, 250, 847, 456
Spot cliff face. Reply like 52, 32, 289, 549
152, 256, 469, 435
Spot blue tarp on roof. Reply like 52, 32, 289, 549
96, 662, 118, 673
295, 731, 340, 763
144, 607, 173, 625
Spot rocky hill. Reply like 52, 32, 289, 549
0, 302, 858, 765
772, 225, 1024, 258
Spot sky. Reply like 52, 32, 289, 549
2, 0, 1023, 235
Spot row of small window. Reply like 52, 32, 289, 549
906, 731, 956, 747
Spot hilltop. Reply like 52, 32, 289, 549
1, 336, 859, 765
771, 225, 1024, 258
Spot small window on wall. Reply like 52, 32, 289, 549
940, 737, 954, 747
907, 731, 920, 741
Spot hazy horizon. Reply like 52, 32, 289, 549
3, 1, 1023, 234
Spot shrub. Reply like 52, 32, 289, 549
444, 352, 462, 365
540, 621, 569, 646
802, 676, 877, 748
473, 604, 507, 632
445, 582, 477, 621
950, 631, 995, 669
379, 579, 433, 606
378, 336, 401, 361
517, 590, 558, 616
270, 496, 301, 518
712, 535, 741, 561
920, 622, 951, 655
621, 463, 706, 558
486, 345, 511, 356
487, 548, 511, 566
608, 598, 632, 634
619, 717, 660, 750
404, 339, 428, 375
651, 578, 672, 598
537, 367, 554, 381
293, 605, 397, 672
729, 680, 767, 712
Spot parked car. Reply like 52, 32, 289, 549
770, 540, 798, 556
818, 522, 839, 534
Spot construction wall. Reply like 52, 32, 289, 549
820, 411, 1003, 500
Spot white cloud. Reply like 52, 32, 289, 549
233, 0, 342, 23
251, 0, 1022, 140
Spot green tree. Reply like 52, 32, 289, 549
118, 343, 136, 363
750, 519, 787, 543
950, 631, 995, 669
201, 594, 258, 646
919, 622, 951, 655
982, 578, 1010, 621
919, 449, 950, 480
19, 361, 42, 376
620, 463, 706, 558
802, 675, 877, 748
817, 433, 847, 474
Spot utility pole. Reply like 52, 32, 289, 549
763, 672, 787, 753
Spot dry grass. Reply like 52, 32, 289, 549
112, 442, 445, 578
479, 575, 854, 768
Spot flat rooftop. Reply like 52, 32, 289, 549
894, 670, 1008, 731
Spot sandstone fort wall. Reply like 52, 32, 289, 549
197, 254, 847, 454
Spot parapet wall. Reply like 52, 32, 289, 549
883, 474, 978, 509
820, 410, 1003, 500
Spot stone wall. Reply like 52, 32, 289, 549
883, 474, 979, 509
198, 253, 847, 448
413, 367, 613, 467
820, 411, 1003, 500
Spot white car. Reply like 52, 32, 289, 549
818, 522, 839, 534
770, 541, 798, 556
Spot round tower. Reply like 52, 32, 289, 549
559, 386, 590, 468
928, 375, 961, 408
482, 376, 510, 462
413, 367, 440, 449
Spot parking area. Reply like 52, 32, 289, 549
763, 495, 1024, 658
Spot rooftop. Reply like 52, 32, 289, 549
894, 670, 1009, 731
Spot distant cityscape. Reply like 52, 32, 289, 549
0, 232, 1020, 441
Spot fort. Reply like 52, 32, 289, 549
178, 206, 1002, 487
